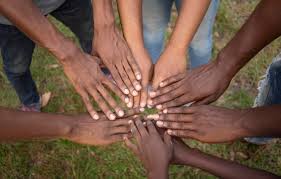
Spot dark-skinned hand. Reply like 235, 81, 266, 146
94, 25, 142, 97
148, 61, 231, 109
147, 105, 247, 143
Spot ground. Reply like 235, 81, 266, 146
0, 0, 281, 178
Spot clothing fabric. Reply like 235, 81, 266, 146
142, 0, 219, 68
0, 0, 66, 25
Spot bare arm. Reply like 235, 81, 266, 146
173, 141, 279, 179
150, 0, 281, 108
217, 0, 281, 78
0, 0, 128, 120
0, 107, 132, 145
151, 0, 211, 89
0, 0, 74, 60
167, 0, 211, 52
92, 0, 142, 98
0, 107, 71, 141
151, 105, 281, 143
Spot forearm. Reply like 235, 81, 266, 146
117, 0, 145, 52
92, 0, 115, 30
177, 148, 279, 179
148, 170, 168, 179
167, 0, 211, 52
216, 0, 281, 78
0, 0, 77, 61
0, 107, 73, 141
238, 105, 281, 138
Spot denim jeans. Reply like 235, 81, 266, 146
0, 0, 93, 107
245, 53, 281, 144
142, 0, 219, 68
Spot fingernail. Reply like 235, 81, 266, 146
140, 102, 146, 108
167, 129, 172, 135
147, 114, 159, 119
147, 104, 152, 109
143, 122, 146, 126
186, 101, 195, 107
124, 89, 130, 94
159, 82, 165, 87
132, 90, 138, 96
149, 91, 156, 98
147, 99, 153, 106
93, 114, 99, 120
163, 109, 168, 114
136, 73, 142, 80
109, 114, 116, 120
156, 121, 164, 127
118, 110, 124, 117
128, 120, 133, 124
133, 115, 138, 118
125, 97, 130, 103
135, 83, 142, 91
127, 101, 133, 108
139, 108, 145, 112
156, 105, 162, 110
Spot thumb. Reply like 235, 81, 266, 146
152, 75, 162, 91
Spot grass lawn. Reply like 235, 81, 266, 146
0, 0, 281, 178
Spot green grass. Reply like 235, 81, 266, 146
1, 0, 281, 178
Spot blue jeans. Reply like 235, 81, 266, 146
143, 0, 219, 68
0, 0, 93, 106
245, 53, 281, 144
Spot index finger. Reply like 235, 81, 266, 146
126, 55, 141, 81
159, 72, 186, 88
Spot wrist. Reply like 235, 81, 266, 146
61, 116, 78, 140
164, 44, 186, 57
50, 37, 81, 64
148, 167, 168, 179
215, 48, 243, 79
55, 115, 76, 139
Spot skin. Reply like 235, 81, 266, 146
117, 0, 153, 110
125, 120, 172, 179
117, 0, 210, 109
149, 0, 281, 108
0, 0, 128, 120
151, 0, 211, 90
92, 0, 142, 99
0, 107, 140, 145
126, 122, 279, 178
148, 105, 281, 143
172, 139, 280, 179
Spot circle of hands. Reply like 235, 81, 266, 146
65, 27, 233, 173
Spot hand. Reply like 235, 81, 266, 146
148, 61, 232, 109
93, 25, 142, 96
66, 114, 132, 146
148, 105, 246, 143
130, 48, 153, 109
61, 49, 128, 120
125, 120, 172, 179
151, 47, 187, 91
